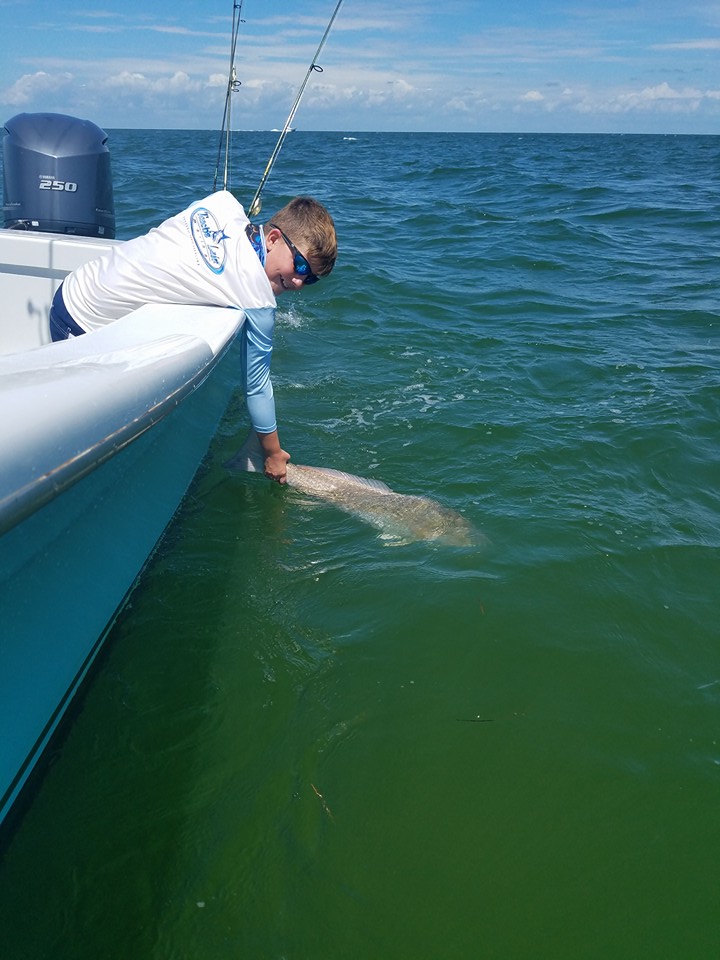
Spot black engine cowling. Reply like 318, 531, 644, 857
2, 112, 115, 238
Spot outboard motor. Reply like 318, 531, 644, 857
2, 112, 115, 238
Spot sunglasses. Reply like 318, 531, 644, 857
269, 223, 320, 285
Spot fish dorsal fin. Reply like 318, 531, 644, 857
298, 466, 393, 493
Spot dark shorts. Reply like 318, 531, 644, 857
49, 284, 87, 341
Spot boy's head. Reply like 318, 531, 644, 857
263, 196, 336, 296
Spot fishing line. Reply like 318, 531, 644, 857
212, 0, 246, 193
247, 0, 345, 217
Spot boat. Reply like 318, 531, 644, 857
0, 112, 246, 831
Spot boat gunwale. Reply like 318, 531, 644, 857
0, 303, 245, 538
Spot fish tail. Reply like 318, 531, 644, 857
224, 429, 265, 473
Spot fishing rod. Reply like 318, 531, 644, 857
247, 0, 345, 217
212, 0, 246, 193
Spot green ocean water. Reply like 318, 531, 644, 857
1, 130, 719, 958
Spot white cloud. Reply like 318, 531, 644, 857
612, 81, 717, 111
652, 38, 720, 50
1, 56, 719, 133
108, 71, 204, 95
0, 71, 74, 106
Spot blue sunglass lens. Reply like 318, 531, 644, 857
271, 223, 320, 284
294, 253, 319, 284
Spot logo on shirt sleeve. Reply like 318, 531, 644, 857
190, 207, 229, 274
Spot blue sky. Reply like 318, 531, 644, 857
0, 0, 718, 133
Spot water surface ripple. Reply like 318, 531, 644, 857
1, 131, 718, 959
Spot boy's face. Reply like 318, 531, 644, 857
264, 227, 311, 296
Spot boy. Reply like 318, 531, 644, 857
49, 190, 337, 484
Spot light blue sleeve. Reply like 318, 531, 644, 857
240, 306, 278, 434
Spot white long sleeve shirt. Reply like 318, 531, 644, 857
62, 190, 279, 433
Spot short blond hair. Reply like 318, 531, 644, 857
265, 196, 337, 277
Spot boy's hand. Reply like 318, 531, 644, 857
256, 430, 290, 484
264, 449, 290, 484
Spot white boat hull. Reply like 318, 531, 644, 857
0, 229, 246, 828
